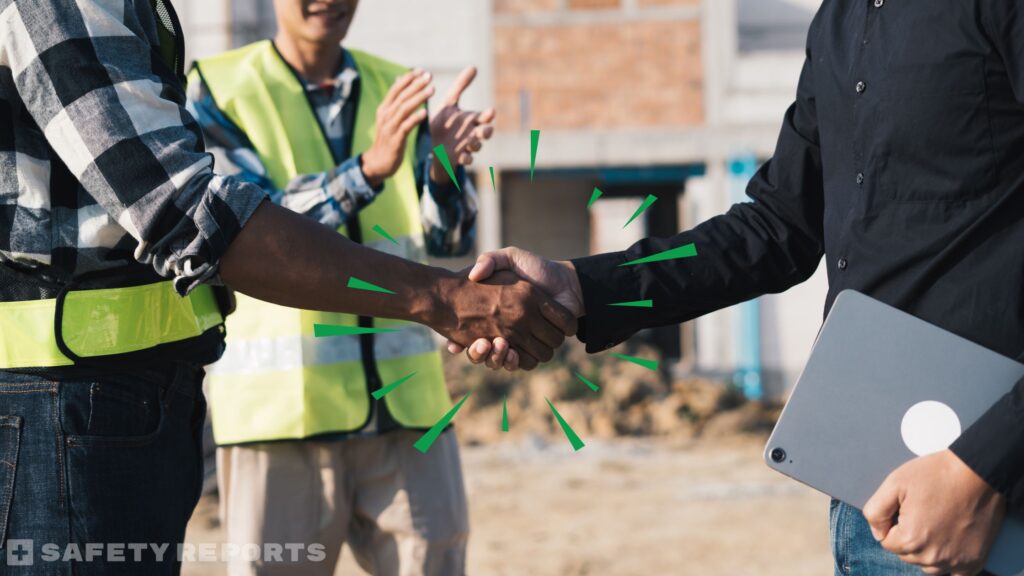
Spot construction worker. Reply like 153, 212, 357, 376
0, 0, 573, 573
185, 0, 491, 574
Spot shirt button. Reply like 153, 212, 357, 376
856, 172, 865, 185
874, 0, 884, 7
838, 258, 849, 271
855, 81, 866, 94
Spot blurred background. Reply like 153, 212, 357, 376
176, 1, 836, 574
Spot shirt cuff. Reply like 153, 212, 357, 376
570, 250, 644, 353
170, 176, 268, 296
425, 152, 464, 204
949, 376, 1024, 512
343, 155, 383, 197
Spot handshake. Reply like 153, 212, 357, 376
429, 247, 585, 371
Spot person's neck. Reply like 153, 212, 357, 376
274, 33, 342, 85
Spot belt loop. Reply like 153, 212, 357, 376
52, 277, 84, 365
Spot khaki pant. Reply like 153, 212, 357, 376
217, 430, 469, 576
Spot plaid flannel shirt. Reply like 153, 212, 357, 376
185, 48, 477, 257
0, 0, 266, 295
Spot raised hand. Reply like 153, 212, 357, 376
448, 247, 585, 370
431, 270, 577, 371
863, 449, 1006, 576
429, 66, 495, 181
362, 69, 435, 187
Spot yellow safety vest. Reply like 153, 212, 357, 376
195, 41, 452, 445
0, 0, 225, 370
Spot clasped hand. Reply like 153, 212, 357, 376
433, 268, 577, 371
445, 247, 584, 371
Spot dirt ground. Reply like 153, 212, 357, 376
183, 434, 833, 576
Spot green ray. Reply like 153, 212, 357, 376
489, 166, 497, 193
530, 129, 540, 181
619, 243, 697, 267
414, 392, 472, 453
574, 372, 600, 392
371, 372, 417, 400
609, 299, 653, 308
501, 394, 509, 432
623, 194, 658, 228
314, 324, 400, 337
546, 398, 585, 451
433, 144, 461, 192
347, 277, 395, 294
588, 187, 603, 208
611, 353, 659, 371
372, 224, 399, 245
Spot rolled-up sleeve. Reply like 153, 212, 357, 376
2, 0, 267, 294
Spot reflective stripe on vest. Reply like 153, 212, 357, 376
196, 41, 452, 443
0, 282, 223, 369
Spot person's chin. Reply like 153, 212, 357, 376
304, 19, 350, 44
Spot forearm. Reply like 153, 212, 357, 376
572, 198, 825, 351
950, 376, 1024, 512
220, 200, 449, 325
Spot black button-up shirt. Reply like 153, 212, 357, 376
573, 0, 1024, 511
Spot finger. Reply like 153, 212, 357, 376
504, 349, 520, 371
880, 524, 919, 556
447, 342, 464, 354
381, 70, 420, 109
468, 248, 515, 282
513, 333, 554, 365
467, 339, 492, 364
532, 312, 567, 350
517, 351, 539, 371
474, 124, 495, 141
863, 475, 902, 542
477, 107, 496, 125
457, 137, 483, 154
394, 71, 432, 107
540, 298, 578, 337
486, 338, 510, 370
455, 110, 478, 141
398, 109, 429, 138
395, 85, 435, 124
445, 66, 477, 106
458, 152, 474, 166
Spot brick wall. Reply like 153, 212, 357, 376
493, 2, 704, 131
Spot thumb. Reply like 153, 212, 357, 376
863, 475, 902, 542
468, 248, 515, 282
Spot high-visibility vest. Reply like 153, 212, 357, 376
0, 0, 226, 370
195, 41, 452, 445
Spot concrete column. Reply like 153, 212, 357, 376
476, 168, 502, 254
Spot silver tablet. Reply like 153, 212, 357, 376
765, 290, 1023, 576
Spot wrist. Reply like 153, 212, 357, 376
415, 267, 462, 330
359, 152, 385, 188
429, 155, 451, 184
559, 260, 586, 317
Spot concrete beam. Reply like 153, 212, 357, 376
477, 124, 780, 170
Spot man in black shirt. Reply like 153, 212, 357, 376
454, 0, 1024, 574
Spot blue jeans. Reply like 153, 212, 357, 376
831, 498, 924, 575
0, 362, 206, 574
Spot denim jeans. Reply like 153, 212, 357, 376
830, 498, 924, 575
0, 362, 206, 575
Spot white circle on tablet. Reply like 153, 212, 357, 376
901, 401, 962, 457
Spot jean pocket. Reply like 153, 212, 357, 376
65, 378, 166, 449
0, 416, 22, 546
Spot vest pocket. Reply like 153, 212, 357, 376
0, 415, 22, 546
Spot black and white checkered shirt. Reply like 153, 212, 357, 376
0, 0, 266, 296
